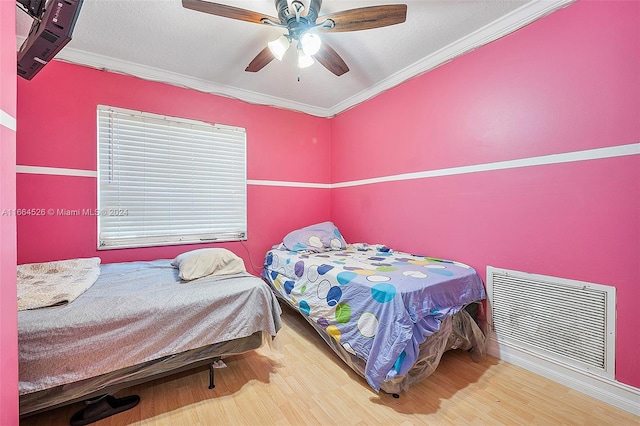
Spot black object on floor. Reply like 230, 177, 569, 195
208, 361, 216, 389
69, 394, 140, 425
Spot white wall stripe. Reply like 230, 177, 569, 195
0, 110, 17, 131
16, 165, 97, 178
16, 143, 639, 186
247, 179, 331, 189
332, 143, 640, 188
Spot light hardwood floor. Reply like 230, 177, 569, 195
21, 306, 639, 426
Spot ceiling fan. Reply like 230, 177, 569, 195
182, 0, 408, 76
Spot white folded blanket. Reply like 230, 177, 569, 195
17, 257, 101, 311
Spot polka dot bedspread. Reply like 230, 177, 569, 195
262, 243, 486, 391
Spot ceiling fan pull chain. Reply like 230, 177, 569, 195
292, 1, 304, 22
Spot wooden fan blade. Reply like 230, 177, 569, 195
182, 0, 278, 24
314, 43, 349, 76
245, 46, 276, 72
318, 4, 407, 32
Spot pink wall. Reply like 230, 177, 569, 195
16, 61, 332, 267
0, 0, 18, 423
330, 0, 639, 389
13, 0, 639, 408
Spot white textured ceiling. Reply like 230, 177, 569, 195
16, 0, 574, 117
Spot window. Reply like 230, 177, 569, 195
97, 105, 247, 249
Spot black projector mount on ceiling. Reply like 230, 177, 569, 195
16, 0, 84, 80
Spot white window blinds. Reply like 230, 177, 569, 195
97, 105, 247, 250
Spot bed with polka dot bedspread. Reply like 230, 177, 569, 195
262, 243, 485, 392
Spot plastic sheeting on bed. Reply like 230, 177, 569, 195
280, 300, 485, 394
262, 243, 486, 392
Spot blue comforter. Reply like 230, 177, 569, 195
263, 244, 485, 391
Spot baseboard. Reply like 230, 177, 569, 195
487, 334, 640, 416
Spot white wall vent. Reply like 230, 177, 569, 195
486, 266, 616, 379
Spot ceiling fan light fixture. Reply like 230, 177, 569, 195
268, 35, 290, 61
297, 49, 314, 68
182, 0, 408, 76
300, 32, 321, 56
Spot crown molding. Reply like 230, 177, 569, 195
328, 0, 576, 116
17, 0, 575, 118
16, 35, 332, 117
54, 48, 333, 117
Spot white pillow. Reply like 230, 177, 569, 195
171, 248, 246, 281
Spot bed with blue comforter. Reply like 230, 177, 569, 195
262, 222, 486, 393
